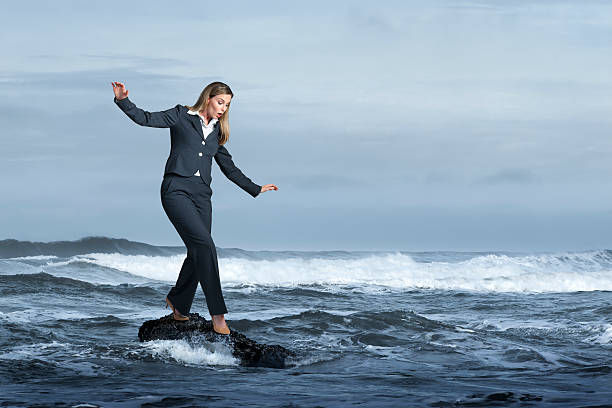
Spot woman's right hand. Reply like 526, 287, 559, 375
111, 81, 129, 100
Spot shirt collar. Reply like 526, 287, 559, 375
187, 109, 218, 127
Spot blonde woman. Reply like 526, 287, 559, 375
111, 81, 278, 334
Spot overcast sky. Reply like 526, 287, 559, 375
1, 0, 611, 251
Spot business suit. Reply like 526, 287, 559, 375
114, 96, 261, 315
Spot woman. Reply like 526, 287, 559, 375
111, 81, 278, 335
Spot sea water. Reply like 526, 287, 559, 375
0, 237, 610, 407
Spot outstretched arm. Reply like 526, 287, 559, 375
111, 81, 180, 128
214, 144, 263, 198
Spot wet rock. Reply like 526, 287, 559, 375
486, 392, 514, 401
138, 313, 295, 368
456, 392, 543, 405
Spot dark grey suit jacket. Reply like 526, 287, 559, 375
114, 97, 261, 198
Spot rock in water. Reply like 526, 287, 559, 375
138, 313, 295, 369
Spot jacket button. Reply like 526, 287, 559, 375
202, 141, 205, 145
198, 152, 203, 157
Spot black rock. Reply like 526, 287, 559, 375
459, 391, 543, 405
138, 313, 295, 369
486, 392, 514, 401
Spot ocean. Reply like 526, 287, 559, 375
0, 237, 610, 407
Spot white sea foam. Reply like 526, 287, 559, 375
0, 341, 110, 376
143, 339, 239, 366
61, 253, 184, 282
288, 353, 341, 367
28, 250, 612, 293
0, 309, 97, 324
585, 324, 612, 345
460, 319, 612, 348
0, 261, 41, 275
7, 255, 58, 261
225, 307, 357, 321
227, 307, 309, 321
0, 341, 70, 360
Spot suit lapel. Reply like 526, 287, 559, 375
188, 114, 204, 140
205, 125, 219, 145
187, 112, 219, 143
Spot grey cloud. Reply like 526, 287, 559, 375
28, 54, 189, 68
345, 8, 399, 34
0, 68, 187, 92
274, 173, 374, 190
475, 169, 537, 185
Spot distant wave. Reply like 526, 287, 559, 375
0, 236, 183, 258
5, 251, 610, 293
0, 236, 364, 260
75, 250, 612, 293
2, 237, 611, 293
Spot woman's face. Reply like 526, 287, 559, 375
204, 94, 232, 120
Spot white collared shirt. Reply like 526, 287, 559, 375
187, 110, 219, 176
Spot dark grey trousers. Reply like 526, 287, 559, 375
161, 174, 228, 316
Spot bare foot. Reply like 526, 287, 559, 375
211, 314, 227, 326
211, 314, 230, 334
165, 297, 189, 321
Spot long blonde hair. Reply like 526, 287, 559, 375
185, 81, 233, 145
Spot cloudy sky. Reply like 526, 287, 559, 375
1, 0, 611, 251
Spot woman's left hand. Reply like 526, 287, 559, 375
260, 184, 278, 193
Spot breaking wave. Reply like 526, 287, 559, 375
1, 237, 610, 293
